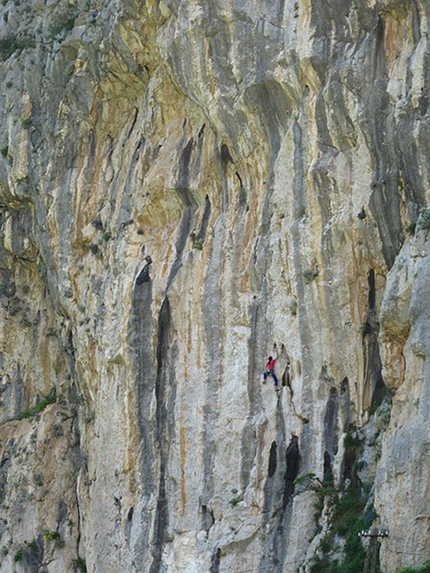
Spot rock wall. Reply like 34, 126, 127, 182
0, 0, 429, 572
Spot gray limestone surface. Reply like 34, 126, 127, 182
0, 0, 429, 572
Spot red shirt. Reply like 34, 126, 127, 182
266, 358, 276, 370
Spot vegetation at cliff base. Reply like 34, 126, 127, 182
295, 471, 371, 573
309, 505, 368, 573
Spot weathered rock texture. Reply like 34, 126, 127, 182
0, 0, 430, 572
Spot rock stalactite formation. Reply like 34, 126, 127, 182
0, 0, 430, 572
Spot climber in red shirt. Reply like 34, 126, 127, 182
263, 343, 279, 390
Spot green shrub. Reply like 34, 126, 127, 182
189, 232, 204, 250
310, 514, 368, 573
418, 208, 430, 231
13, 549, 23, 562
72, 556, 87, 572
43, 530, 60, 542
26, 539, 38, 551
303, 268, 317, 284
295, 471, 373, 571
0, 35, 35, 60
406, 222, 417, 235
32, 473, 43, 486
309, 554, 340, 573
344, 433, 362, 449
341, 517, 367, 573
19, 392, 56, 420
332, 486, 366, 536
49, 10, 78, 39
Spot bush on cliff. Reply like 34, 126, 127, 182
398, 560, 430, 573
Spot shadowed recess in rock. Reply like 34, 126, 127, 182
236, 171, 247, 208
243, 79, 293, 159
58, 499, 68, 526
341, 429, 360, 486
0, 455, 11, 503
166, 206, 195, 292
283, 436, 300, 508
362, 268, 385, 413
340, 377, 351, 431
125, 506, 134, 545
368, 268, 376, 310
323, 386, 339, 480
220, 143, 233, 168
201, 504, 215, 533
262, 404, 287, 513
136, 257, 152, 285
191, 124, 205, 181
209, 547, 221, 573
21, 541, 44, 572
261, 434, 300, 573
176, 138, 196, 207
196, 194, 211, 243
268, 441, 277, 478
365, 18, 403, 268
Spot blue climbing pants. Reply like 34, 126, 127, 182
263, 369, 279, 387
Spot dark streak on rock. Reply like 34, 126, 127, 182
268, 441, 277, 478
128, 266, 155, 564
209, 547, 221, 573
149, 297, 172, 573
282, 436, 300, 508
126, 107, 139, 140
324, 387, 339, 475
136, 260, 152, 284
176, 138, 196, 207
196, 194, 211, 243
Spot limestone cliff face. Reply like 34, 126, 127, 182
0, 0, 429, 572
